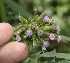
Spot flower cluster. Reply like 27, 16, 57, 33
13, 14, 61, 51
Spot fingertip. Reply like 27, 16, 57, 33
0, 23, 14, 47
0, 41, 29, 63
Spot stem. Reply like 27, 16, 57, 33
0, 0, 8, 22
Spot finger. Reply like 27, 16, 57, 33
0, 23, 13, 47
0, 41, 29, 63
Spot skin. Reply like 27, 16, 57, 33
0, 23, 29, 63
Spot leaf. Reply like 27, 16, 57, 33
48, 60, 70, 63
41, 61, 48, 63
5, 0, 32, 18
56, 60, 70, 63
48, 58, 55, 63
30, 59, 37, 63
61, 35, 70, 41
36, 50, 70, 60
29, 51, 41, 59
22, 57, 30, 63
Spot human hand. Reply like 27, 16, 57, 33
0, 23, 29, 63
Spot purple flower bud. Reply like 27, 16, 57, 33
16, 36, 21, 42
49, 34, 55, 40
37, 30, 43, 36
43, 16, 49, 22
43, 41, 50, 48
26, 30, 33, 36
57, 36, 61, 42
55, 25, 60, 33
31, 23, 35, 29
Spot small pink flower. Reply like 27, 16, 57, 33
57, 36, 61, 42
43, 41, 50, 48
43, 16, 49, 22
26, 30, 33, 36
16, 36, 21, 42
55, 25, 60, 33
37, 30, 43, 36
49, 34, 55, 40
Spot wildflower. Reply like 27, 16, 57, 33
31, 23, 35, 29
43, 41, 50, 48
37, 30, 43, 36
55, 25, 60, 33
49, 34, 55, 40
26, 30, 33, 36
16, 36, 21, 42
56, 36, 61, 42
43, 16, 49, 22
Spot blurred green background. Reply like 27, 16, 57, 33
0, 0, 70, 53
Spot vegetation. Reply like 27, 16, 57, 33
0, 0, 70, 63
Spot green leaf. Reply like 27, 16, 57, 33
22, 57, 30, 63
0, 0, 8, 22
61, 35, 70, 41
48, 60, 70, 63
56, 60, 70, 63
36, 50, 70, 60
30, 59, 37, 63
48, 58, 55, 63
5, 0, 32, 18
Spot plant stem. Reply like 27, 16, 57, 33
0, 0, 8, 22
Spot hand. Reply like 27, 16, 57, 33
0, 23, 29, 63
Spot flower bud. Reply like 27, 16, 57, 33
56, 36, 61, 42
31, 23, 36, 29
55, 25, 60, 33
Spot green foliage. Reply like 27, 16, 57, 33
0, 0, 7, 22
13, 15, 70, 63
13, 13, 70, 63
0, 0, 70, 63
22, 50, 70, 63
61, 35, 70, 41
5, 0, 32, 18
37, 50, 70, 60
